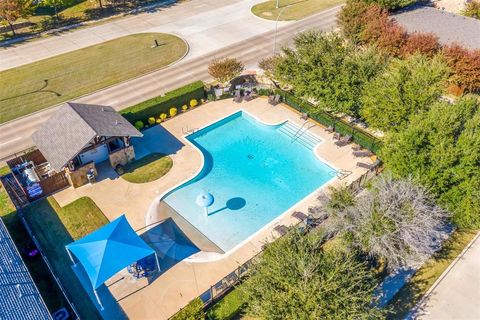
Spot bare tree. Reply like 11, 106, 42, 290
326, 174, 450, 270
207, 57, 244, 87
258, 55, 280, 81
0, 0, 32, 36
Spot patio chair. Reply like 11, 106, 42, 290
325, 125, 334, 133
233, 90, 242, 103
356, 159, 381, 171
352, 150, 374, 157
334, 135, 352, 147
244, 91, 255, 101
300, 113, 308, 120
269, 94, 281, 106
273, 225, 288, 236
333, 132, 341, 140
268, 94, 275, 104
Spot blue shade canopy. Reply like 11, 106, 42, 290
66, 215, 155, 289
196, 193, 214, 207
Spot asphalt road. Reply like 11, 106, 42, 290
0, 6, 340, 162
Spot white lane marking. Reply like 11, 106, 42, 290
0, 136, 22, 147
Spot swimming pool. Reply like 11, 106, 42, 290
163, 111, 335, 252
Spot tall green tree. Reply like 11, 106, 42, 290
42, 0, 71, 23
381, 96, 480, 228
242, 229, 387, 319
0, 0, 33, 36
337, 0, 372, 44
361, 54, 449, 132
276, 31, 386, 117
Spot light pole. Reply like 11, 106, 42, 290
273, 4, 293, 56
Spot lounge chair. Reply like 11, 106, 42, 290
273, 225, 288, 236
351, 144, 362, 151
352, 150, 374, 157
334, 135, 352, 147
325, 125, 334, 133
291, 211, 308, 222
356, 159, 381, 171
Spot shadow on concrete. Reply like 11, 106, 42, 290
131, 124, 184, 159
141, 218, 199, 276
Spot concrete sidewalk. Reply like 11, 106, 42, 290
0, 0, 287, 71
414, 232, 480, 319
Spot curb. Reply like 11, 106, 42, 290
0, 33, 190, 127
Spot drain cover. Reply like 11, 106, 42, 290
248, 154, 254, 159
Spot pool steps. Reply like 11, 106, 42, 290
278, 121, 321, 150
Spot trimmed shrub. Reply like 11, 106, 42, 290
160, 113, 167, 121
148, 117, 156, 125
121, 81, 205, 123
134, 121, 144, 130
169, 107, 178, 117
182, 105, 188, 112
156, 118, 162, 124
276, 89, 383, 153
171, 297, 205, 320
190, 99, 198, 108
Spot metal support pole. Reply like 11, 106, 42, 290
273, 5, 292, 56
154, 252, 161, 273
94, 289, 104, 311
66, 248, 75, 265
204, 207, 208, 217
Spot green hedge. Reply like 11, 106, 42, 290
275, 90, 383, 153
171, 297, 205, 320
121, 81, 205, 124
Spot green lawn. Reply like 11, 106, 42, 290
121, 153, 173, 183
387, 229, 479, 319
0, 33, 187, 124
0, 185, 70, 314
206, 287, 248, 320
23, 196, 109, 320
251, 0, 344, 21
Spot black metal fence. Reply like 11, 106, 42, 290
170, 168, 380, 319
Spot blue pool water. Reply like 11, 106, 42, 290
163, 111, 334, 252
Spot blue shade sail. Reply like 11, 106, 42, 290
66, 215, 155, 289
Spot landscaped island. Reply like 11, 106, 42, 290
0, 33, 187, 123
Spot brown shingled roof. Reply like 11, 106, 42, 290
32, 102, 142, 172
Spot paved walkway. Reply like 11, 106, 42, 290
0, 0, 285, 71
0, 4, 341, 162
54, 98, 373, 319
414, 232, 480, 319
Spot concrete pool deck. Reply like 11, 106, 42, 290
54, 98, 374, 319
